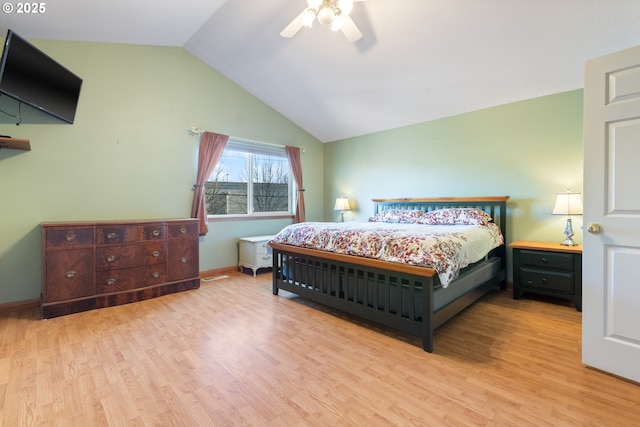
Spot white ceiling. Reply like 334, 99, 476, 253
2, 0, 640, 142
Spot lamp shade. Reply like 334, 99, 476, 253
552, 191, 583, 215
334, 197, 350, 211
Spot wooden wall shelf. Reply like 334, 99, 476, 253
0, 137, 31, 151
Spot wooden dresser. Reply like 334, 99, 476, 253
41, 218, 200, 318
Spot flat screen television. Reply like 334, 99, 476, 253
0, 29, 82, 124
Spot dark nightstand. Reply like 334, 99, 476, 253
510, 240, 582, 311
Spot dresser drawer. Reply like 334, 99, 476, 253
141, 223, 166, 241
96, 268, 138, 293
137, 264, 168, 287
140, 242, 166, 265
96, 264, 167, 294
96, 244, 138, 270
43, 248, 95, 302
45, 228, 94, 247
96, 225, 142, 244
519, 250, 574, 271
520, 268, 574, 293
168, 221, 198, 239
168, 239, 199, 281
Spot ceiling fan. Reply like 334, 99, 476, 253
280, 0, 370, 42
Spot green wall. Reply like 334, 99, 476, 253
324, 90, 584, 279
0, 40, 324, 305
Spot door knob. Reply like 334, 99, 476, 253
587, 223, 602, 234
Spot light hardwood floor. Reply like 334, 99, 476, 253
1, 272, 639, 426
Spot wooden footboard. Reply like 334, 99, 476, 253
271, 243, 437, 351
271, 196, 509, 352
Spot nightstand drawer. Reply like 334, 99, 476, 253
261, 241, 271, 253
519, 250, 573, 271
520, 268, 574, 293
259, 253, 272, 265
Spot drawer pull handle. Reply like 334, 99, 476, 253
106, 255, 117, 263
65, 271, 77, 279
152, 251, 160, 257
151, 229, 161, 237
106, 278, 116, 286
180, 257, 187, 263
180, 227, 187, 234
152, 272, 160, 279
106, 232, 118, 240
542, 277, 549, 284
541, 257, 549, 264
65, 234, 76, 242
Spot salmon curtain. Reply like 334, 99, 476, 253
285, 146, 305, 223
191, 131, 229, 235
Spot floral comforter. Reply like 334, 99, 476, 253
272, 222, 504, 287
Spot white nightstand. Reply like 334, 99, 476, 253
238, 235, 276, 276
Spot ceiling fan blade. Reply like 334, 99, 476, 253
340, 15, 363, 42
280, 9, 307, 38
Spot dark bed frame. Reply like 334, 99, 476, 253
270, 196, 509, 352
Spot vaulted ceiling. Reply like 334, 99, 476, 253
2, 0, 640, 142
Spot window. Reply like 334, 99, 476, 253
205, 139, 292, 218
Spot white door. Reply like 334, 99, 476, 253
583, 44, 640, 383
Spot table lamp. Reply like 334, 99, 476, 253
334, 197, 350, 222
552, 190, 583, 246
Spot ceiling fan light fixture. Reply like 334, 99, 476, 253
317, 6, 336, 25
302, 8, 317, 27
281, 0, 363, 42
337, 0, 354, 15
331, 14, 345, 31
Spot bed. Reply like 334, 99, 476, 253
269, 196, 509, 352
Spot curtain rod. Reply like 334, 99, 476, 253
188, 126, 304, 152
